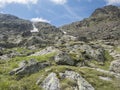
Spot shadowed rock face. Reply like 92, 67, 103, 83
9, 59, 51, 76
0, 13, 33, 33
60, 5, 120, 43
0, 14, 63, 48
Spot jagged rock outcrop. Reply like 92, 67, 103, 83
109, 60, 120, 74
59, 71, 94, 90
9, 59, 50, 75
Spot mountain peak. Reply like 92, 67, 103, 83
91, 5, 120, 18
0, 13, 19, 21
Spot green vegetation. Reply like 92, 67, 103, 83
0, 64, 119, 90
0, 47, 119, 90
0, 51, 56, 90
11, 52, 56, 62
104, 50, 113, 61
0, 52, 56, 75
1, 47, 39, 56
0, 70, 44, 90
60, 78, 77, 90
99, 50, 113, 70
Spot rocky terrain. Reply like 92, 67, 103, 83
0, 5, 120, 90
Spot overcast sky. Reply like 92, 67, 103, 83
0, 0, 120, 26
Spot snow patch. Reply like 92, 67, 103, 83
30, 23, 39, 33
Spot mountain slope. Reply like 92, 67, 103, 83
0, 13, 32, 33
60, 5, 120, 43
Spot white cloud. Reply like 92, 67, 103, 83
0, 11, 4, 13
31, 17, 50, 23
50, 0, 67, 5
0, 0, 38, 7
105, 0, 120, 5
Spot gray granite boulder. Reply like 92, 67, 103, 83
109, 60, 120, 74
40, 73, 60, 90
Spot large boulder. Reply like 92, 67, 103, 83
54, 51, 74, 66
9, 59, 50, 75
39, 73, 60, 90
109, 60, 120, 74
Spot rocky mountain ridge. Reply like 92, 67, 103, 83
60, 5, 120, 44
